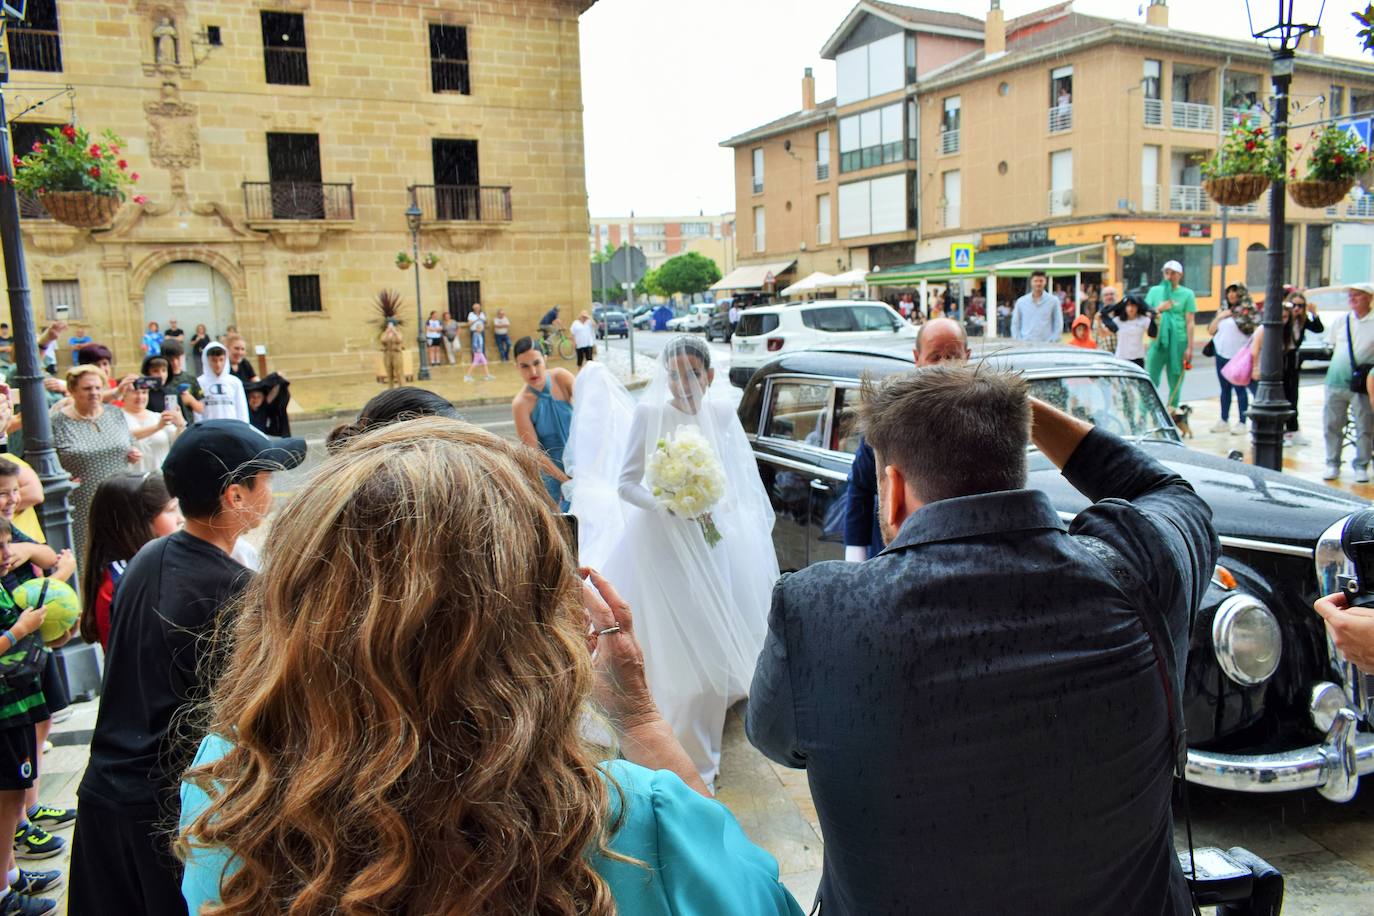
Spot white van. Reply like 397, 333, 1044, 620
728, 299, 915, 387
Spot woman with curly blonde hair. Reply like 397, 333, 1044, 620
178, 417, 801, 916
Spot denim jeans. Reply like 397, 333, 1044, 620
495, 333, 511, 361
1214, 354, 1253, 423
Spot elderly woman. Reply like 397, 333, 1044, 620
120, 376, 184, 472
51, 365, 142, 568
179, 419, 802, 915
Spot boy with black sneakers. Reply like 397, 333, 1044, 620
0, 466, 75, 869
0, 524, 63, 916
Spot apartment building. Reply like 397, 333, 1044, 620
723, 0, 1374, 311
589, 213, 735, 271
3, 0, 596, 376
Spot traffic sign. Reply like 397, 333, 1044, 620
950, 244, 975, 273
1341, 119, 1372, 149
609, 245, 648, 285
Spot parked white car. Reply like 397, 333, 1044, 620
667, 303, 715, 332
728, 299, 916, 387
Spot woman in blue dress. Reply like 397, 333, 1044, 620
178, 418, 802, 916
511, 336, 575, 505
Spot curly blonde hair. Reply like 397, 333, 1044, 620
180, 418, 618, 915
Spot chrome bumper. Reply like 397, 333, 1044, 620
1186, 709, 1374, 802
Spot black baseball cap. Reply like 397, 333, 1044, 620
162, 420, 306, 509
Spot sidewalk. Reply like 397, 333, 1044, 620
282, 345, 651, 420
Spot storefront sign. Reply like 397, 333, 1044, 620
1178, 222, 1211, 239
1006, 227, 1051, 247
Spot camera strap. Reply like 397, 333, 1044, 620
1075, 534, 1202, 916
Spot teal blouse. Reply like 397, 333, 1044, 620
180, 735, 804, 916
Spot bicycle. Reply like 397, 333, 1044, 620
538, 325, 575, 361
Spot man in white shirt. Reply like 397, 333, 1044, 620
571, 311, 597, 367
1010, 271, 1063, 343
1324, 283, 1374, 481
196, 342, 248, 423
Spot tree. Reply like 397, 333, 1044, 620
636, 267, 665, 300
654, 252, 722, 299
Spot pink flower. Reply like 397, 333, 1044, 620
130, 172, 139, 182
110, 145, 120, 155
132, 194, 147, 205
1290, 168, 1297, 178
1294, 143, 1302, 151
29, 142, 40, 153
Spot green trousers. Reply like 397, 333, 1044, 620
1146, 337, 1188, 408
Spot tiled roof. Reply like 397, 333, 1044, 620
719, 98, 837, 148
865, 1, 984, 33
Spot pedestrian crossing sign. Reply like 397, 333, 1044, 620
950, 244, 975, 273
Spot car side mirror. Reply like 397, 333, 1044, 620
1227, 449, 1244, 461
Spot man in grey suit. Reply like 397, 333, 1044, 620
747, 365, 1216, 915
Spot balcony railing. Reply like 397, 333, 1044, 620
265, 46, 309, 85
407, 185, 513, 222
1222, 106, 1265, 130
1143, 98, 1162, 126
1169, 184, 1209, 212
1141, 184, 1162, 211
431, 58, 470, 94
752, 177, 764, 194
1349, 196, 1374, 218
1048, 188, 1073, 216
816, 162, 830, 180
18, 193, 51, 220
941, 128, 960, 155
242, 182, 354, 221
1049, 104, 1072, 133
942, 204, 960, 229
7, 28, 62, 73
1172, 101, 1215, 132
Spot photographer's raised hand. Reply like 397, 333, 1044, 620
1315, 592, 1374, 671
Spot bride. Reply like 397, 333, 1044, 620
567, 337, 778, 788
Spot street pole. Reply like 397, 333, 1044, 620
1250, 48, 1292, 471
0, 56, 74, 552
410, 221, 430, 381
625, 278, 636, 377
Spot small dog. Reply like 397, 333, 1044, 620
1171, 404, 1194, 439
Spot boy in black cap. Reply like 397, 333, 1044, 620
68, 421, 306, 916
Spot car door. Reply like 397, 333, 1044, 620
851, 304, 913, 342
752, 376, 844, 571
804, 384, 863, 563
800, 306, 859, 346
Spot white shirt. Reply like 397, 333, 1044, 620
571, 318, 597, 349
467, 311, 485, 334
1011, 292, 1063, 342
1211, 317, 1252, 360
1113, 315, 1152, 361
493, 315, 511, 334
196, 371, 248, 423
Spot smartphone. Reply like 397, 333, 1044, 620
559, 512, 579, 560
53, 305, 69, 319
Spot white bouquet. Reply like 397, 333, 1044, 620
645, 426, 727, 546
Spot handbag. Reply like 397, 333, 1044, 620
1221, 345, 1253, 387
1201, 340, 1215, 358
0, 632, 45, 691
1347, 315, 1372, 394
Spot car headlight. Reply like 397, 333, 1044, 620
1212, 595, 1282, 686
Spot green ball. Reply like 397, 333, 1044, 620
10, 577, 80, 643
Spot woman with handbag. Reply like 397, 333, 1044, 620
1208, 284, 1259, 435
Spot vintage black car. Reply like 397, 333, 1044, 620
739, 338, 1374, 801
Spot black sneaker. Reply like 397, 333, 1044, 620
24, 806, 74, 829
0, 889, 57, 916
11, 824, 62, 860
9, 869, 61, 896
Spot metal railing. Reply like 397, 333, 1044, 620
752, 177, 764, 194
941, 128, 960, 155
1049, 104, 1072, 133
407, 185, 513, 222
1169, 184, 1209, 212
1349, 196, 1374, 218
242, 182, 354, 220
265, 46, 309, 85
1143, 98, 1162, 126
17, 193, 51, 220
431, 58, 470, 94
7, 28, 62, 72
1222, 106, 1265, 129
817, 222, 830, 245
942, 204, 960, 228
1172, 101, 1215, 131
816, 162, 829, 180
1048, 188, 1073, 216
1141, 184, 1162, 211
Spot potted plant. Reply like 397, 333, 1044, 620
1288, 123, 1373, 209
1202, 123, 1279, 207
10, 124, 145, 228
421, 252, 440, 270
395, 251, 414, 270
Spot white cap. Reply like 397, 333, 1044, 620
1162, 260, 1183, 275
1347, 282, 1374, 296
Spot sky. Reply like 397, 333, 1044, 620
578, 0, 1368, 218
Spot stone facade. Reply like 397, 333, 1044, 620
4, 0, 595, 377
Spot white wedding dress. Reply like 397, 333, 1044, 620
567, 353, 778, 786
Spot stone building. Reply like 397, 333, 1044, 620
3, 0, 595, 376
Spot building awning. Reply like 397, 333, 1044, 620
867, 243, 1107, 286
711, 260, 797, 291
781, 271, 835, 296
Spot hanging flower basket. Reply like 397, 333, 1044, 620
1289, 178, 1356, 210
37, 190, 122, 228
421, 253, 440, 270
395, 252, 414, 270
10, 124, 142, 229
1203, 175, 1270, 207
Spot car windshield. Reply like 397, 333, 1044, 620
1028, 374, 1179, 442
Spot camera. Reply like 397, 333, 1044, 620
1336, 508, 1374, 719
133, 376, 162, 391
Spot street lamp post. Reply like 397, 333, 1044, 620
1246, 1, 1323, 472
404, 202, 430, 381
0, 13, 75, 552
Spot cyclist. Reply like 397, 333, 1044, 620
538, 305, 562, 345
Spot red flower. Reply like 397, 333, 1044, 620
1294, 143, 1303, 151
1336, 154, 1345, 165
59, 124, 75, 140
0, 176, 10, 185
117, 159, 127, 170
1254, 127, 1264, 135
88, 165, 101, 179
29, 142, 40, 153
1245, 140, 1256, 151
130, 172, 139, 182
110, 145, 120, 155
88, 144, 101, 157
132, 194, 147, 205
1290, 168, 1297, 178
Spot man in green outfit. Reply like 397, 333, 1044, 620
1145, 259, 1196, 409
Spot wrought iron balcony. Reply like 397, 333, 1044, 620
7, 28, 62, 73
265, 46, 309, 86
406, 185, 513, 222
431, 58, 470, 94
242, 182, 354, 221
